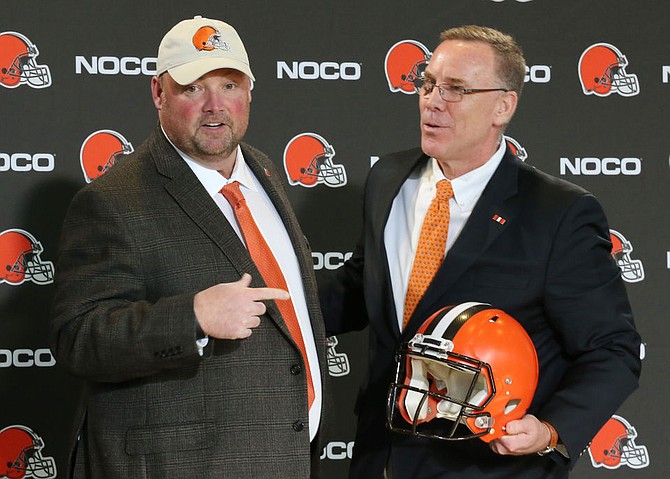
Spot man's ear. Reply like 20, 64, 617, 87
151, 75, 163, 110
493, 90, 518, 127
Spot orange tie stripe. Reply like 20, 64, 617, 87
221, 181, 314, 407
403, 179, 453, 329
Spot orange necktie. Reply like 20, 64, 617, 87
403, 179, 453, 328
221, 181, 314, 407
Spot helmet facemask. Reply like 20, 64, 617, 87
388, 335, 496, 441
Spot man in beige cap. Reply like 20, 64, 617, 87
52, 16, 327, 478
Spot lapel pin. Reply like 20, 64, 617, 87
264, 167, 271, 177
492, 214, 507, 225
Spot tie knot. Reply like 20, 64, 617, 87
220, 181, 245, 207
436, 179, 453, 201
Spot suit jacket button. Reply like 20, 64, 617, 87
290, 364, 302, 375
292, 421, 304, 432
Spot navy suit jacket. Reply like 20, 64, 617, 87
321, 147, 641, 479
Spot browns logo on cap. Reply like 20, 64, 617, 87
156, 15, 254, 85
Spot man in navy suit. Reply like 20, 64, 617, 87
320, 25, 641, 478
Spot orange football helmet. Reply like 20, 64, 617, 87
387, 302, 538, 442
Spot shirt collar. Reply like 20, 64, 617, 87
161, 127, 257, 197
429, 138, 506, 209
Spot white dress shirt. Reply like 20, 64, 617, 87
384, 140, 506, 329
169, 137, 322, 441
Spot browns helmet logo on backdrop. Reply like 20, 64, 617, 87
588, 415, 649, 469
0, 425, 57, 479
80, 129, 134, 183
385, 40, 431, 94
0, 31, 51, 89
504, 135, 528, 162
283, 133, 347, 187
578, 43, 639, 97
0, 229, 54, 286
326, 336, 351, 377
609, 229, 644, 283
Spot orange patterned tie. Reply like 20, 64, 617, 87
221, 181, 314, 407
403, 179, 453, 329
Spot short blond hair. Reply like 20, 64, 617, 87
440, 25, 526, 97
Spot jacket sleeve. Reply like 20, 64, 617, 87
50, 186, 202, 384
538, 193, 642, 466
317, 236, 369, 337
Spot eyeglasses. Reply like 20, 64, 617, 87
416, 77, 509, 102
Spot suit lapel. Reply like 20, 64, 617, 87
371, 149, 429, 338
372, 149, 430, 248
150, 129, 302, 339
243, 145, 299, 254
405, 150, 521, 333
149, 129, 297, 339
148, 128, 258, 280
242, 143, 327, 351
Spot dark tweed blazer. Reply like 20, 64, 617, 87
52, 126, 327, 478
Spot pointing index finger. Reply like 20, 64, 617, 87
250, 286, 290, 301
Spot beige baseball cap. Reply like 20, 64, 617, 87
156, 15, 255, 85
